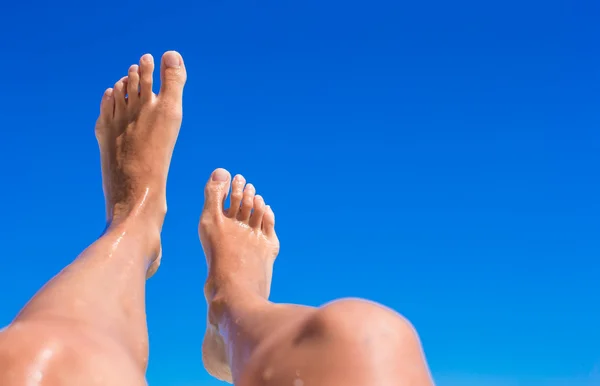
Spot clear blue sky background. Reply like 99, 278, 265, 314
0, 0, 598, 385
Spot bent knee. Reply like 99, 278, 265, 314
299, 299, 421, 353
241, 300, 432, 386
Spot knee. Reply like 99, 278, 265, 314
0, 320, 146, 386
0, 322, 66, 385
239, 300, 431, 386
298, 298, 421, 352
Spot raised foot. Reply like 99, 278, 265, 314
94, 51, 187, 277
199, 168, 279, 383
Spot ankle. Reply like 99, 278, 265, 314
205, 279, 267, 327
108, 192, 167, 229
204, 271, 267, 301
104, 216, 162, 262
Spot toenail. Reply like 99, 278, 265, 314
212, 169, 229, 182
105, 89, 113, 98
164, 52, 181, 68
142, 54, 153, 63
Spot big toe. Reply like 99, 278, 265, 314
159, 51, 187, 102
203, 168, 232, 216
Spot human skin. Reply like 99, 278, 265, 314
200, 168, 434, 386
0, 50, 433, 386
0, 51, 186, 385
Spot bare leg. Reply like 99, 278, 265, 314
0, 51, 186, 385
200, 169, 434, 386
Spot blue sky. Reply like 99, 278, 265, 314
0, 0, 598, 385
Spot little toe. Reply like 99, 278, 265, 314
99, 88, 114, 121
95, 88, 115, 141
262, 205, 276, 237
249, 195, 266, 229
238, 183, 256, 223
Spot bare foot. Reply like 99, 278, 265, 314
95, 51, 187, 278
199, 168, 280, 383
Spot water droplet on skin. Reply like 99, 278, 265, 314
31, 370, 42, 382
262, 367, 273, 380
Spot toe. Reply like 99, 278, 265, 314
159, 51, 187, 102
95, 88, 114, 140
203, 168, 232, 217
262, 205, 276, 236
127, 65, 140, 106
238, 183, 256, 222
227, 175, 246, 218
113, 76, 128, 118
99, 88, 114, 121
249, 195, 266, 229
139, 54, 155, 101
